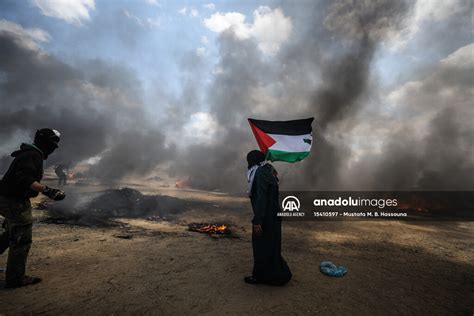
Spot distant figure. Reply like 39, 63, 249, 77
244, 150, 292, 286
0, 128, 66, 288
54, 163, 68, 186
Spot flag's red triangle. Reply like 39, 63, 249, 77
249, 120, 276, 153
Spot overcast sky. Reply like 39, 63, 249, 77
0, 0, 472, 191
2, 0, 470, 104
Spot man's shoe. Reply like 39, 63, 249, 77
5, 276, 42, 289
244, 276, 259, 284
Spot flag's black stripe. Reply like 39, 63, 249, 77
248, 118, 314, 135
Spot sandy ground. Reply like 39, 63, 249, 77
0, 175, 473, 315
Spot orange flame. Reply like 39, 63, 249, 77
197, 224, 227, 234
175, 178, 190, 189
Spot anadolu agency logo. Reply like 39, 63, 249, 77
278, 196, 305, 217
282, 196, 300, 211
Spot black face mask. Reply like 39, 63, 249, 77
247, 150, 266, 169
34, 141, 58, 159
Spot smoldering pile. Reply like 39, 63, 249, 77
188, 223, 233, 238
41, 188, 200, 227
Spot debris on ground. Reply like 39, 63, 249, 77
320, 261, 348, 277
41, 188, 199, 226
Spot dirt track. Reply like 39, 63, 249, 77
0, 180, 473, 315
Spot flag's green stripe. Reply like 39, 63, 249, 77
266, 149, 310, 163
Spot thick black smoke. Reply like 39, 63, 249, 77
171, 0, 473, 191
171, 0, 411, 191
0, 31, 173, 182
167, 32, 267, 190
354, 48, 474, 190
1, 0, 472, 192
296, 0, 411, 190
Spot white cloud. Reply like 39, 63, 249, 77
178, 6, 199, 18
196, 47, 207, 57
251, 7, 293, 55
200, 35, 209, 45
413, 0, 465, 23
0, 19, 50, 50
390, 0, 468, 49
33, 0, 95, 26
146, 17, 161, 28
145, 0, 160, 6
204, 3, 215, 10
190, 8, 199, 18
204, 12, 249, 38
440, 43, 474, 68
124, 10, 142, 26
123, 10, 160, 29
204, 6, 292, 55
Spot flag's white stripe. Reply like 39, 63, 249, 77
268, 133, 312, 153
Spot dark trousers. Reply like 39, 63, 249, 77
56, 172, 67, 186
0, 196, 33, 285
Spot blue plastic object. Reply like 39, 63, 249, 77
320, 261, 347, 277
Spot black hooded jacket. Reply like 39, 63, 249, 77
0, 143, 44, 199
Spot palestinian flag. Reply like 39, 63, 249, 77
248, 117, 314, 163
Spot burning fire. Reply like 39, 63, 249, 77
198, 224, 227, 234
188, 223, 229, 235
175, 178, 190, 189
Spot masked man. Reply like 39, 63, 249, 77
0, 128, 66, 288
